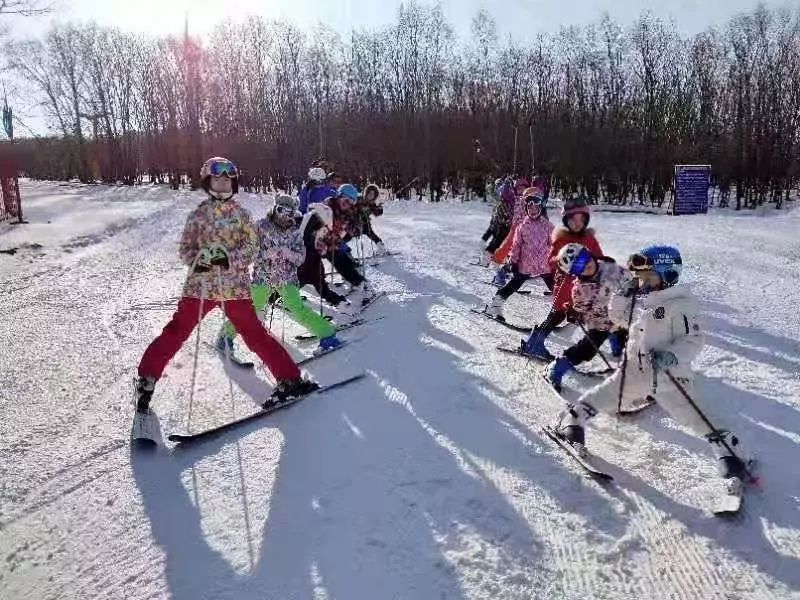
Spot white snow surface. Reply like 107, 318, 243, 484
1, 180, 800, 600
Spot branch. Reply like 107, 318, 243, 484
0, 0, 53, 16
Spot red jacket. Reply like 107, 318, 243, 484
549, 227, 603, 312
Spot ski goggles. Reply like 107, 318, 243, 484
208, 159, 238, 178
274, 204, 295, 217
627, 253, 652, 271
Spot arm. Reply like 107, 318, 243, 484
178, 207, 202, 266
509, 223, 524, 265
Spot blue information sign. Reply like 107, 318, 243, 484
673, 165, 711, 215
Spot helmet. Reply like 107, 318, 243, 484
271, 194, 300, 219
363, 183, 380, 201
556, 243, 593, 276
337, 183, 359, 203
562, 196, 590, 228
308, 167, 327, 182
200, 156, 239, 198
522, 187, 546, 216
308, 202, 333, 227
628, 245, 682, 288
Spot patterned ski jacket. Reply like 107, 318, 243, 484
252, 217, 306, 289
178, 196, 257, 300
571, 258, 633, 331
509, 215, 554, 276
549, 227, 604, 312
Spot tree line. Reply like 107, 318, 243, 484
3, 1, 800, 209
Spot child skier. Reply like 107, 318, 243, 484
134, 157, 317, 427
355, 183, 388, 256
553, 245, 750, 493
486, 189, 554, 321
479, 177, 515, 266
299, 166, 336, 213
544, 243, 631, 391
490, 177, 531, 285
521, 197, 604, 361
215, 194, 344, 356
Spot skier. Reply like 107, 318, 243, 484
553, 245, 750, 493
479, 177, 515, 266
134, 157, 317, 424
215, 194, 344, 356
299, 166, 336, 213
485, 189, 554, 321
326, 184, 377, 305
354, 183, 388, 256
521, 196, 604, 361
544, 243, 631, 391
490, 177, 533, 285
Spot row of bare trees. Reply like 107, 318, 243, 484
4, 2, 800, 208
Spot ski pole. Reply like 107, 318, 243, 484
663, 369, 755, 482
187, 275, 206, 432
216, 267, 237, 407
616, 291, 638, 414
574, 319, 615, 371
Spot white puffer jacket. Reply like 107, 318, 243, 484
609, 283, 704, 375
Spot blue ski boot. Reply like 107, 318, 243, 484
522, 330, 555, 361
215, 334, 235, 355
608, 330, 625, 358
316, 334, 344, 355
546, 356, 575, 393
492, 265, 509, 286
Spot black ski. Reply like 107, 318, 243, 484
489, 281, 532, 295
541, 425, 613, 480
359, 291, 387, 312
470, 308, 533, 334
167, 373, 366, 444
294, 316, 385, 341
496, 345, 611, 377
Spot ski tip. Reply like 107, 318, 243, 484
132, 437, 159, 450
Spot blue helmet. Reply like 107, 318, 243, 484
337, 183, 359, 202
629, 245, 682, 287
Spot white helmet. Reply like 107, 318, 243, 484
308, 167, 327, 183
200, 156, 238, 199
556, 243, 592, 276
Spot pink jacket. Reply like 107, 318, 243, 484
510, 215, 554, 276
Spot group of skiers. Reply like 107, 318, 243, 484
479, 176, 751, 495
134, 157, 389, 426
132, 156, 751, 499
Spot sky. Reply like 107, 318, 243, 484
0, 0, 791, 135
4, 0, 791, 41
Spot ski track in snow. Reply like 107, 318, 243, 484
1, 180, 799, 599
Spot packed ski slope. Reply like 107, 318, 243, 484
1, 180, 799, 600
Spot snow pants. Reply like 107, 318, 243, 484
298, 252, 347, 306
138, 296, 300, 381
496, 272, 555, 300
223, 284, 336, 341
576, 356, 715, 438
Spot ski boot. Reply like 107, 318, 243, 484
315, 334, 344, 356
215, 333, 235, 355
492, 265, 509, 286
268, 377, 320, 405
546, 356, 575, 393
554, 405, 588, 458
486, 294, 506, 321
709, 430, 752, 491
135, 376, 156, 413
521, 330, 555, 361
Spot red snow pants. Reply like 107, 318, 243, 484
138, 297, 300, 381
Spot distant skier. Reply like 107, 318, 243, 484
299, 166, 336, 213
544, 243, 630, 391
353, 183, 389, 256
553, 245, 750, 494
215, 194, 344, 356
479, 177, 515, 266
521, 197, 604, 361
135, 157, 317, 433
485, 189, 554, 321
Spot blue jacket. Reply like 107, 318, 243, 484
300, 183, 337, 213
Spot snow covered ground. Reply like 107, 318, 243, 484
1, 180, 799, 600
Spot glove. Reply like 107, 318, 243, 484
193, 248, 213, 273
207, 244, 229, 269
339, 242, 352, 254
618, 276, 638, 298
565, 307, 581, 324
650, 350, 678, 372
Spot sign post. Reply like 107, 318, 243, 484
673, 165, 711, 215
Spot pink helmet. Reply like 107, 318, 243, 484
562, 197, 591, 228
